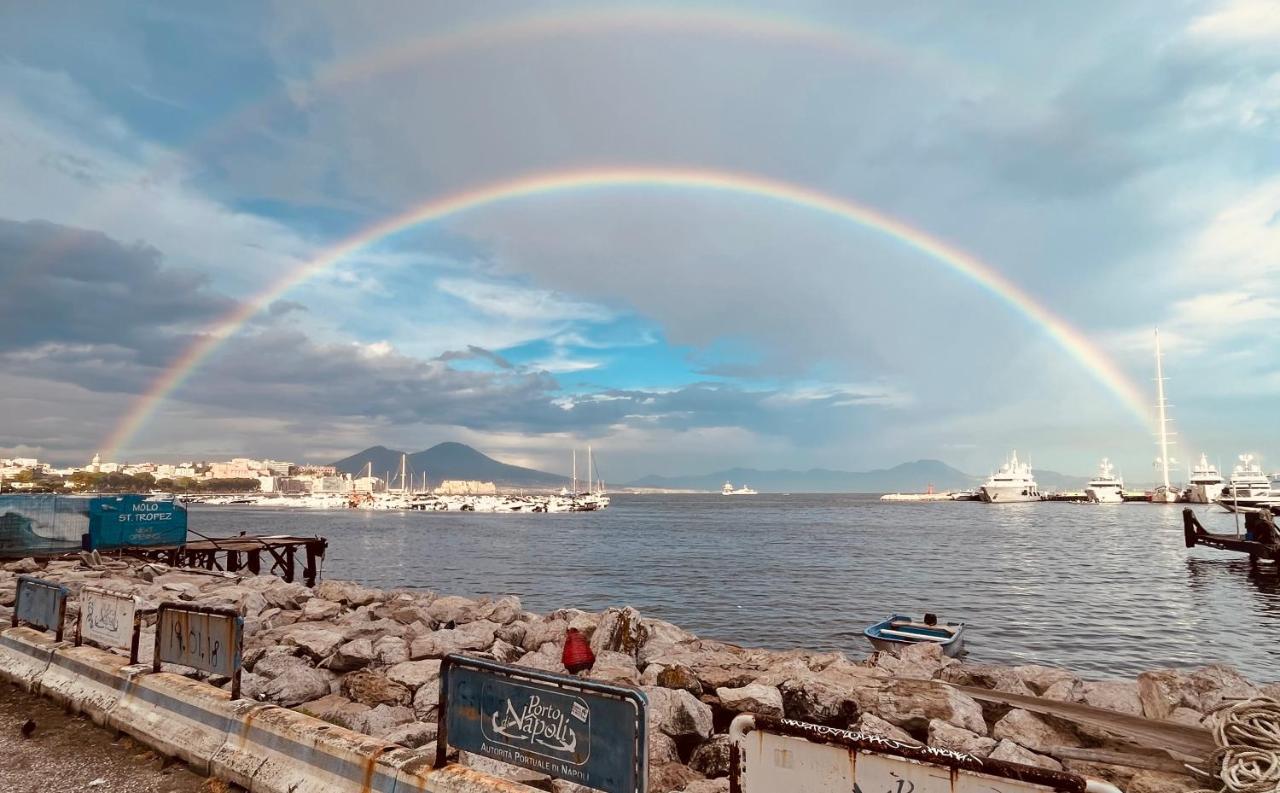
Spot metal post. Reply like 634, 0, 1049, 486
54, 590, 67, 642
153, 604, 165, 673
129, 609, 142, 665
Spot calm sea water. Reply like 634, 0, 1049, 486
189, 495, 1280, 680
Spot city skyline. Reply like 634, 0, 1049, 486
1, 2, 1278, 482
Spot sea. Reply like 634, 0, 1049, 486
189, 494, 1280, 681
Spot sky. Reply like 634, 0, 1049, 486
1, 0, 1278, 482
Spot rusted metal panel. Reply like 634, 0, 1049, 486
12, 575, 69, 640
730, 716, 1087, 793
154, 601, 243, 698
77, 585, 143, 663
437, 653, 648, 793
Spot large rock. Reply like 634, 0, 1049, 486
410, 620, 499, 658
991, 709, 1080, 752
426, 595, 478, 624
490, 638, 523, 664
327, 638, 376, 672
689, 734, 732, 777
655, 664, 703, 696
779, 677, 861, 727
386, 659, 441, 691
944, 663, 1035, 696
363, 704, 415, 737
648, 762, 704, 793
927, 719, 997, 757
1013, 665, 1079, 696
1186, 665, 1260, 713
250, 647, 308, 678
1080, 680, 1142, 715
870, 642, 951, 680
383, 721, 438, 749
300, 694, 370, 730
855, 713, 919, 745
645, 687, 714, 741
283, 626, 346, 661
513, 642, 567, 674
315, 580, 381, 607
261, 666, 334, 707
301, 598, 343, 622
649, 732, 681, 766
591, 606, 647, 660
637, 618, 697, 666
681, 780, 729, 793
715, 684, 784, 719
373, 636, 410, 665
854, 679, 987, 736
341, 670, 412, 707
412, 677, 442, 719
987, 739, 1062, 771
588, 650, 641, 686
262, 580, 310, 610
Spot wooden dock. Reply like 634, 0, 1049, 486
123, 533, 328, 586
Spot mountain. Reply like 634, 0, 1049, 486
332, 443, 568, 488
628, 459, 978, 493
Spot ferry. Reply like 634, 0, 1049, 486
978, 451, 1040, 503
1184, 453, 1224, 504
722, 482, 758, 495
1085, 458, 1124, 503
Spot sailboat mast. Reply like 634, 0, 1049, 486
400, 453, 407, 494
1155, 329, 1171, 492
572, 449, 577, 494
588, 445, 594, 494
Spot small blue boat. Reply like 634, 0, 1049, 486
864, 613, 966, 657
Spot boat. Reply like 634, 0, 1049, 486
1216, 454, 1277, 511
863, 613, 966, 658
1184, 454, 1224, 504
1084, 458, 1124, 504
1150, 330, 1181, 503
978, 451, 1039, 503
949, 489, 981, 501
722, 482, 758, 495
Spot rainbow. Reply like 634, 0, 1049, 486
101, 166, 1153, 457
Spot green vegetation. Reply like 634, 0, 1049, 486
0, 471, 261, 494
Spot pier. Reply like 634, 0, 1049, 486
120, 533, 328, 586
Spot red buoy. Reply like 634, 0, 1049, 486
562, 627, 595, 674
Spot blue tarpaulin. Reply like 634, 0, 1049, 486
0, 494, 187, 556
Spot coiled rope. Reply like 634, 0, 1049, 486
1193, 697, 1280, 793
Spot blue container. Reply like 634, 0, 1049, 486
0, 494, 188, 556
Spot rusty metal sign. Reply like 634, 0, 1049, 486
12, 575, 69, 640
154, 602, 243, 698
77, 586, 143, 663
730, 716, 1088, 793
438, 654, 648, 793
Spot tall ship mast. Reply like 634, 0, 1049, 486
1151, 329, 1180, 503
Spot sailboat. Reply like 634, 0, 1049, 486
562, 447, 611, 511
1150, 329, 1181, 503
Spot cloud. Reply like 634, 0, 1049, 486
436, 277, 614, 323
436, 345, 514, 369
1188, 0, 1280, 43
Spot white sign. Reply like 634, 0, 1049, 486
80, 586, 138, 651
734, 718, 1074, 793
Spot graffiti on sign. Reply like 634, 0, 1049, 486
12, 575, 68, 640
79, 586, 141, 662
439, 654, 647, 793
154, 602, 243, 698
730, 716, 1088, 793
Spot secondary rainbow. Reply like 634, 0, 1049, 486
101, 166, 1153, 457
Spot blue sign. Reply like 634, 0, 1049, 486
12, 575, 69, 640
439, 655, 648, 793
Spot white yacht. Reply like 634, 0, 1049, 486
978, 451, 1040, 503
1085, 458, 1124, 503
1184, 454, 1224, 504
722, 482, 758, 495
1219, 454, 1273, 505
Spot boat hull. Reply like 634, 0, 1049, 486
979, 485, 1038, 503
1085, 486, 1123, 504
1186, 484, 1222, 504
863, 614, 966, 658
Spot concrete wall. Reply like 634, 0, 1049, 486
0, 626, 532, 793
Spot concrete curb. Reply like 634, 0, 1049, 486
0, 627, 531, 793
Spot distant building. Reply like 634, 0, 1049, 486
352, 476, 386, 493
434, 480, 497, 495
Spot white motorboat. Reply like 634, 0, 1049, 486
978, 451, 1040, 503
1184, 453, 1224, 504
1216, 454, 1276, 511
1085, 458, 1124, 503
722, 482, 758, 495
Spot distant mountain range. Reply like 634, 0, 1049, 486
332, 443, 567, 487
330, 443, 1097, 493
627, 460, 1093, 493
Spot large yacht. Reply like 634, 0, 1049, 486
722, 482, 758, 495
1218, 454, 1273, 508
979, 451, 1040, 503
1085, 458, 1124, 504
1184, 453, 1224, 504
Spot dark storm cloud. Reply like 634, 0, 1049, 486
436, 345, 514, 369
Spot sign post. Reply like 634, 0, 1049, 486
153, 602, 244, 699
76, 586, 144, 664
12, 575, 69, 641
437, 654, 648, 793
730, 715, 1093, 793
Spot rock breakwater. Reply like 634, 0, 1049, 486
0, 555, 1270, 793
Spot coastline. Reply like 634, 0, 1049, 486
1, 555, 1263, 792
